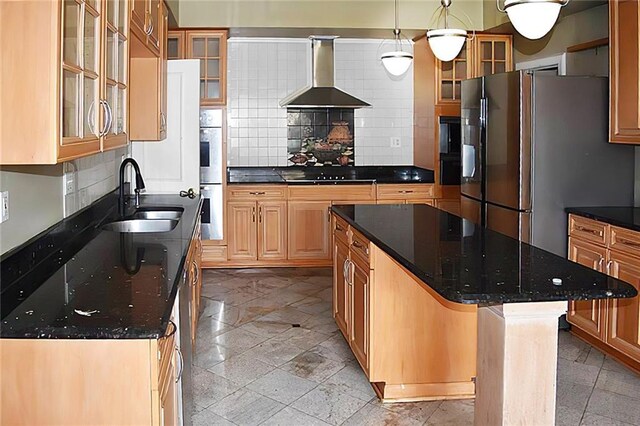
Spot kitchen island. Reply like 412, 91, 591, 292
331, 204, 637, 425
0, 192, 202, 425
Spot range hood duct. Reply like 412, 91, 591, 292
280, 36, 371, 109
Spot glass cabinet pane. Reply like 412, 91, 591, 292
207, 81, 220, 99
63, 70, 79, 138
83, 11, 98, 73
106, 0, 116, 26
200, 60, 206, 78
200, 80, 206, 98
118, 0, 126, 33
441, 61, 453, 79
441, 81, 453, 100
83, 77, 98, 137
207, 59, 220, 78
117, 36, 125, 83
207, 38, 220, 57
482, 62, 492, 76
495, 42, 506, 61
106, 84, 116, 135
192, 38, 206, 57
454, 60, 466, 79
495, 62, 506, 74
86, 0, 97, 9
63, 0, 80, 66
106, 29, 116, 80
168, 38, 180, 59
482, 42, 492, 60
117, 87, 126, 134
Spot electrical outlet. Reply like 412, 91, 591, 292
1, 191, 9, 223
390, 137, 401, 148
65, 177, 74, 195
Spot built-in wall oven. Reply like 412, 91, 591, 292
199, 108, 223, 241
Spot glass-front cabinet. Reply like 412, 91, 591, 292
473, 34, 512, 77
436, 42, 472, 104
187, 31, 227, 105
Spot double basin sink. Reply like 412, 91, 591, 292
102, 206, 184, 233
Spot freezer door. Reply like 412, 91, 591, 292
461, 78, 483, 200
484, 71, 532, 211
486, 203, 531, 243
460, 195, 483, 225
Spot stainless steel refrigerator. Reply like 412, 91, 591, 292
199, 108, 224, 241
461, 70, 635, 256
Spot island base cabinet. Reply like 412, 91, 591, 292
333, 239, 350, 339
350, 255, 370, 375
288, 201, 331, 260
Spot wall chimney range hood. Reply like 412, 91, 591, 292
280, 36, 371, 109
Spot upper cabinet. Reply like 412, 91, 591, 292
130, 0, 160, 55
609, 0, 640, 144
0, 0, 130, 164
436, 33, 513, 105
186, 31, 228, 105
167, 30, 186, 59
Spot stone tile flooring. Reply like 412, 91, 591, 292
192, 268, 640, 426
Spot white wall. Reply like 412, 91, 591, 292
226, 37, 414, 166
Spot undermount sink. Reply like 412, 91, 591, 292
132, 207, 184, 220
102, 219, 179, 233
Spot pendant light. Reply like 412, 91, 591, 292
380, 0, 413, 76
427, 0, 470, 62
497, 0, 570, 40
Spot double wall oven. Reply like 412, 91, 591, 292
199, 108, 224, 241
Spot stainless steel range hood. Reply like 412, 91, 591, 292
280, 36, 371, 109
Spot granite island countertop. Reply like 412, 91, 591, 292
0, 193, 201, 339
227, 166, 435, 185
332, 204, 637, 305
566, 206, 640, 232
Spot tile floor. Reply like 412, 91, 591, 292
192, 268, 640, 426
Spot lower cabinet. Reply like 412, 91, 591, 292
567, 237, 607, 340
228, 201, 287, 261
333, 239, 350, 338
607, 250, 640, 362
288, 201, 331, 260
567, 214, 640, 372
349, 254, 370, 374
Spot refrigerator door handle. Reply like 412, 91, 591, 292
462, 145, 476, 178
479, 98, 487, 126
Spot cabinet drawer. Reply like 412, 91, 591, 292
202, 244, 228, 262
610, 226, 640, 257
288, 185, 375, 201
333, 215, 349, 245
227, 185, 287, 201
376, 184, 434, 201
351, 230, 370, 265
568, 214, 608, 246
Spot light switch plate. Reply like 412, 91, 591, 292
1, 191, 9, 223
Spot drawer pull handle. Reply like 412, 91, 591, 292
175, 346, 184, 383
399, 190, 414, 194
616, 237, 640, 248
249, 191, 266, 195
575, 225, 601, 236
352, 240, 369, 254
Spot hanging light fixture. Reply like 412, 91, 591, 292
427, 0, 470, 62
380, 0, 413, 76
497, 0, 570, 40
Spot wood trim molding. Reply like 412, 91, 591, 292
566, 37, 609, 53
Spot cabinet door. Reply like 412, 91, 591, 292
288, 201, 331, 260
59, 0, 102, 161
436, 41, 472, 104
167, 31, 185, 59
148, 0, 160, 51
228, 202, 257, 260
258, 201, 287, 260
102, 0, 129, 150
607, 250, 640, 361
473, 34, 513, 77
609, 0, 640, 144
161, 349, 178, 426
350, 257, 370, 375
186, 31, 227, 105
334, 240, 350, 339
130, 0, 147, 38
567, 237, 607, 339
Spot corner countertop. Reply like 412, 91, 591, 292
566, 207, 640, 232
227, 166, 435, 185
0, 193, 201, 339
332, 204, 637, 305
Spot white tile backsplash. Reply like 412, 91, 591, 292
227, 38, 414, 167
63, 147, 129, 216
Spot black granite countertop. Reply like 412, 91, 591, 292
566, 207, 640, 232
333, 204, 637, 305
0, 192, 201, 339
227, 166, 435, 185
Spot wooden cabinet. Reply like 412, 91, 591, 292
129, 1, 168, 141
436, 34, 513, 105
187, 31, 228, 105
188, 215, 203, 349
228, 197, 287, 262
350, 254, 370, 374
168, 30, 186, 59
609, 0, 640, 144
0, 0, 130, 164
130, 0, 160, 55
607, 250, 640, 362
567, 237, 608, 339
376, 184, 435, 205
333, 237, 350, 339
567, 214, 640, 372
436, 199, 461, 216
288, 201, 331, 260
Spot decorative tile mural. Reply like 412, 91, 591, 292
287, 108, 355, 166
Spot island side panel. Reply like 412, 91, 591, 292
369, 245, 477, 401
0, 339, 155, 425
